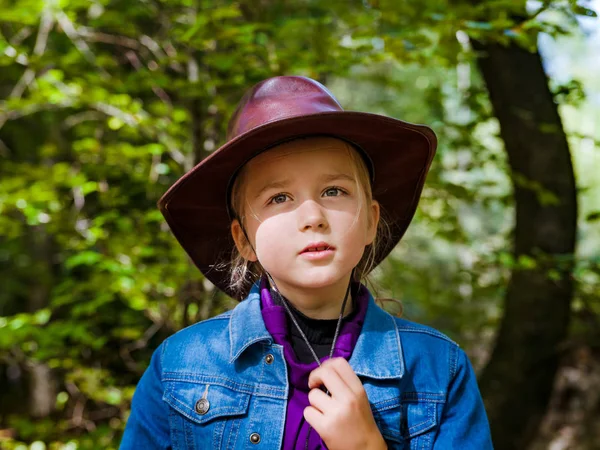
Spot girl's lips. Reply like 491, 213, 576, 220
300, 242, 335, 254
299, 243, 335, 260
300, 248, 335, 260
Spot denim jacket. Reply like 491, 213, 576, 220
120, 284, 494, 449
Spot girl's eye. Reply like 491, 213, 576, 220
323, 186, 346, 197
269, 193, 289, 205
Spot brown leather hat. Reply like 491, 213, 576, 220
158, 76, 437, 299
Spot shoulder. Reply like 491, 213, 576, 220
393, 316, 459, 347
167, 309, 233, 346
391, 315, 464, 383
160, 309, 234, 372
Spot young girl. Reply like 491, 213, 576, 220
120, 76, 494, 449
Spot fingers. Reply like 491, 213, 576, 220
308, 385, 334, 413
305, 359, 375, 449
325, 358, 365, 396
308, 360, 353, 399
303, 405, 325, 435
308, 358, 365, 398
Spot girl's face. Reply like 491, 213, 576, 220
231, 137, 380, 296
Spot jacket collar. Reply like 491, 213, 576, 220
229, 282, 405, 380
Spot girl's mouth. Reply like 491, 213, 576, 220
304, 246, 330, 252
300, 243, 335, 260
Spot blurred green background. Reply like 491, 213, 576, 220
0, 0, 599, 449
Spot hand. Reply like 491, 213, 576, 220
304, 357, 387, 450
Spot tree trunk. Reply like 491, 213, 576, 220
26, 224, 56, 418
472, 39, 578, 449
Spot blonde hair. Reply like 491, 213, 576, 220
227, 137, 393, 300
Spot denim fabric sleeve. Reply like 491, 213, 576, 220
433, 347, 494, 449
120, 341, 171, 449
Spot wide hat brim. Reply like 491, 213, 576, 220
158, 111, 437, 299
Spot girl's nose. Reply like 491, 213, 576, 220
297, 200, 329, 231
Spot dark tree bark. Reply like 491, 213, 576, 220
472, 39, 578, 449
26, 224, 57, 418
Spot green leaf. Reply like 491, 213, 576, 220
65, 251, 102, 269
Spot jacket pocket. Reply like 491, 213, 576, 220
163, 377, 252, 450
372, 392, 443, 450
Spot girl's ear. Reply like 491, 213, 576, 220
231, 219, 258, 262
366, 200, 380, 245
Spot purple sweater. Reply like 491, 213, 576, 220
259, 278, 369, 449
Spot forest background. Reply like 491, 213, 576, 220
0, 0, 599, 449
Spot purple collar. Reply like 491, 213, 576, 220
259, 277, 369, 390
259, 277, 369, 449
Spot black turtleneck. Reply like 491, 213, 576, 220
271, 290, 358, 364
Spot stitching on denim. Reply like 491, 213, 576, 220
164, 380, 250, 414
213, 417, 226, 450
373, 396, 440, 445
401, 392, 445, 402
202, 312, 233, 322
407, 414, 433, 434
164, 374, 255, 391
256, 342, 267, 394
179, 313, 231, 332
253, 343, 289, 398
408, 418, 433, 435
183, 407, 194, 449
224, 417, 233, 450
160, 339, 168, 384
354, 371, 403, 380
226, 415, 242, 450
281, 344, 290, 405
377, 424, 402, 444
391, 317, 405, 377
240, 390, 284, 400
245, 395, 260, 449
274, 382, 287, 449
396, 325, 459, 346
372, 407, 402, 443
164, 376, 284, 394
165, 391, 248, 424
163, 375, 287, 399
404, 401, 439, 436
379, 430, 402, 445
424, 427, 434, 450
371, 397, 402, 410
236, 336, 272, 359
168, 406, 182, 450
229, 309, 235, 361
449, 345, 459, 381
230, 334, 273, 362
229, 294, 261, 361
354, 300, 404, 380
228, 295, 261, 361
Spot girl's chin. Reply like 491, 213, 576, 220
268, 272, 351, 290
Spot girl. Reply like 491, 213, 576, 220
120, 76, 494, 449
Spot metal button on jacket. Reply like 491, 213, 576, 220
195, 398, 210, 415
265, 354, 274, 364
250, 433, 261, 444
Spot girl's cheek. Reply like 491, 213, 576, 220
254, 222, 281, 250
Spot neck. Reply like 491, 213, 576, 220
269, 274, 354, 320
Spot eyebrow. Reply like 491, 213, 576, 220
252, 173, 356, 199
253, 180, 291, 199
320, 173, 355, 183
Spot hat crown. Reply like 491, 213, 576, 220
226, 76, 344, 140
